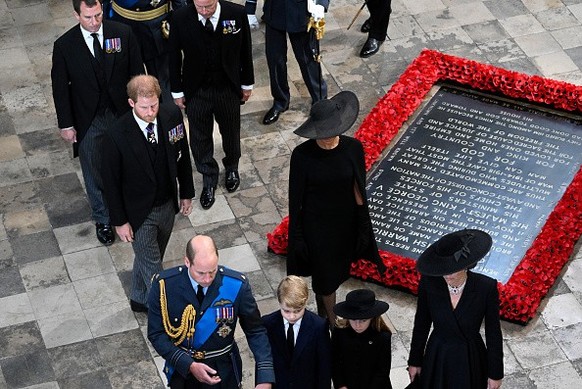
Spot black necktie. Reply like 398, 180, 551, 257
91, 33, 103, 66
204, 18, 213, 32
197, 285, 205, 304
286, 323, 294, 354
146, 122, 157, 144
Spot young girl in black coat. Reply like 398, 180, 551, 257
331, 289, 393, 389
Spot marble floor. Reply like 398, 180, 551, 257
1, 0, 582, 388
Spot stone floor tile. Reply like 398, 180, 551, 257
195, 220, 247, 249
226, 186, 278, 218
500, 14, 546, 37
534, 50, 579, 76
413, 9, 462, 33
0, 292, 34, 328
514, 31, 562, 57
11, 229, 61, 265
502, 371, 536, 388
542, 292, 582, 329
0, 47, 29, 72
242, 132, 292, 163
553, 322, 582, 360
265, 180, 288, 215
244, 269, 275, 301
53, 222, 102, 255
84, 301, 138, 338
563, 258, 582, 294
73, 273, 127, 310
551, 25, 582, 50
0, 134, 25, 161
0, 349, 55, 388
507, 330, 567, 369
28, 283, 81, 320
478, 38, 528, 63
0, 321, 44, 359
187, 194, 235, 226
402, 0, 446, 16
484, 0, 530, 19
0, 157, 33, 187
249, 240, 286, 291
219, 243, 262, 273
37, 311, 92, 349
19, 256, 69, 291
529, 361, 582, 388
522, 0, 565, 13
20, 382, 60, 389
38, 173, 92, 229
0, 181, 40, 215
106, 360, 165, 389
63, 246, 115, 282
19, 129, 67, 157
57, 369, 112, 389
95, 329, 151, 370
0, 264, 25, 298
450, 2, 497, 26
536, 6, 580, 30
3, 207, 50, 237
254, 155, 290, 186
570, 2, 582, 20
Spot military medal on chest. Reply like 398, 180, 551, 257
150, 0, 161, 7
215, 306, 234, 338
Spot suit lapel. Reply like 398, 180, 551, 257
72, 27, 100, 91
102, 21, 116, 83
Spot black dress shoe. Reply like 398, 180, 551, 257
225, 171, 240, 192
130, 300, 148, 313
262, 106, 288, 125
96, 223, 115, 245
360, 37, 382, 58
360, 19, 371, 33
200, 187, 216, 209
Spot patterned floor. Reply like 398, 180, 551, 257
0, 0, 581, 388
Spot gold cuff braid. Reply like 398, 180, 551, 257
159, 279, 196, 346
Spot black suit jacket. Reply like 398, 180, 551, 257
262, 309, 331, 389
51, 20, 143, 154
262, 0, 330, 33
101, 103, 195, 231
168, 1, 254, 99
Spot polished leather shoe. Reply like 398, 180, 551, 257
262, 106, 288, 125
360, 38, 382, 58
130, 300, 148, 313
96, 223, 115, 245
225, 171, 240, 192
200, 187, 216, 209
360, 19, 371, 33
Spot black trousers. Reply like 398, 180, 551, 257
366, 0, 392, 41
186, 85, 241, 188
265, 24, 327, 110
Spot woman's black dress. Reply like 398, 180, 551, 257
287, 136, 378, 295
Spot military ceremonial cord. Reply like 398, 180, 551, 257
159, 279, 196, 345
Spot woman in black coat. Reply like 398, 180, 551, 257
287, 91, 382, 324
332, 289, 393, 389
407, 229, 504, 389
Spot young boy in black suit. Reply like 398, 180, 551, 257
262, 276, 332, 389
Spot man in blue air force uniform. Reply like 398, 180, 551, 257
148, 235, 275, 388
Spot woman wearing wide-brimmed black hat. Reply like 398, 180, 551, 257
287, 91, 382, 324
407, 229, 504, 389
331, 289, 393, 389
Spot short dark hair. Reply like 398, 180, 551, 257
73, 0, 102, 14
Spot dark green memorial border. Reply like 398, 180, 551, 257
268, 50, 582, 323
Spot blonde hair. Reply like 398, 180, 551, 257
335, 316, 392, 334
277, 276, 308, 309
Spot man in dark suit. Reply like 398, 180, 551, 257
262, 275, 331, 389
51, 0, 143, 245
261, 0, 329, 125
148, 234, 275, 388
358, 0, 392, 58
169, 0, 254, 209
101, 75, 195, 312
102, 0, 188, 102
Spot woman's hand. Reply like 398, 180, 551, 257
487, 378, 502, 389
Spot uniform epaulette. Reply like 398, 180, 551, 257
219, 266, 247, 282
152, 266, 187, 282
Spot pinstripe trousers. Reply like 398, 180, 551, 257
130, 199, 175, 305
186, 85, 241, 188
78, 109, 115, 224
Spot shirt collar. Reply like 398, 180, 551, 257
284, 317, 303, 328
79, 23, 103, 41
197, 2, 221, 24
132, 111, 157, 132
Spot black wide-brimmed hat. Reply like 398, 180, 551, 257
333, 289, 389, 320
293, 91, 359, 139
416, 229, 493, 276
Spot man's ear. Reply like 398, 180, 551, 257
183, 256, 190, 267
128, 98, 135, 108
